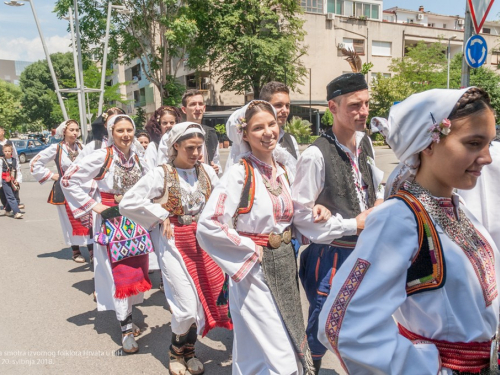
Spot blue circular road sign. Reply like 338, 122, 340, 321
464, 35, 488, 68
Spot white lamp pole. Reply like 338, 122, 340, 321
5, 0, 69, 121
447, 35, 457, 89
98, 3, 130, 115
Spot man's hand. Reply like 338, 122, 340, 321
355, 208, 374, 235
51, 173, 60, 181
92, 203, 110, 214
312, 204, 332, 223
211, 161, 220, 174
162, 217, 173, 239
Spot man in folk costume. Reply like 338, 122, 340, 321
0, 125, 23, 212
181, 89, 222, 175
292, 71, 385, 373
260, 81, 300, 159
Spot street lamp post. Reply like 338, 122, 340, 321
98, 3, 130, 115
447, 35, 457, 89
5, 0, 69, 121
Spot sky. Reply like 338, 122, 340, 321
1, 0, 500, 62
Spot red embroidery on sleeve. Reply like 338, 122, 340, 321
210, 193, 241, 246
61, 166, 80, 188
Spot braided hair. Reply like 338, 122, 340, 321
448, 87, 494, 121
244, 100, 276, 124
145, 106, 182, 144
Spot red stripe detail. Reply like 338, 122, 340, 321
232, 250, 258, 283
170, 217, 233, 336
398, 323, 490, 373
39, 171, 52, 184
64, 201, 90, 236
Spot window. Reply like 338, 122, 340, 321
371, 72, 391, 81
327, 0, 335, 13
407, 18, 414, 23
131, 64, 141, 81
483, 27, 491, 34
34, 140, 42, 147
428, 23, 435, 27
491, 50, 500, 65
372, 41, 392, 56
443, 24, 447, 29
371, 4, 379, 19
343, 37, 365, 55
301, 0, 323, 14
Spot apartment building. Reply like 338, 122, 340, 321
0, 59, 32, 85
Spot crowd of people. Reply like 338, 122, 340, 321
1, 72, 500, 375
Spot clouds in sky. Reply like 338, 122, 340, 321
0, 34, 72, 62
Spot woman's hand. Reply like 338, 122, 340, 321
92, 203, 110, 214
257, 245, 264, 263
51, 173, 60, 181
162, 217, 173, 239
312, 204, 332, 223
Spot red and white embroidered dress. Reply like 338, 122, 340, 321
317, 195, 500, 375
197, 154, 304, 375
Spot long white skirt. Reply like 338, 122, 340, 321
93, 212, 144, 321
148, 226, 161, 271
56, 205, 90, 246
230, 264, 302, 375
157, 224, 205, 335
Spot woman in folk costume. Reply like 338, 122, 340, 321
30, 120, 92, 262
317, 87, 500, 375
143, 105, 183, 170
77, 107, 126, 160
196, 100, 317, 375
62, 115, 152, 354
119, 122, 231, 375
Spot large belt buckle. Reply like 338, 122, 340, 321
491, 325, 500, 374
268, 232, 282, 249
178, 215, 193, 226
282, 229, 292, 244
114, 194, 123, 204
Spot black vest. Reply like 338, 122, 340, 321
2, 156, 16, 173
279, 132, 298, 159
313, 129, 376, 228
202, 124, 218, 164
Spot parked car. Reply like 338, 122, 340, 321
11, 139, 49, 163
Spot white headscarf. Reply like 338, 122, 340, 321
370, 87, 471, 198
106, 114, 144, 154
157, 122, 205, 165
55, 119, 79, 140
225, 100, 296, 178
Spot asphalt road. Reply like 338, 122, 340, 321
0, 146, 398, 374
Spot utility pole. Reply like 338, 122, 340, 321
461, 0, 473, 88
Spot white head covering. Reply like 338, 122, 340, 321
106, 114, 144, 154
55, 119, 79, 140
370, 87, 471, 198
225, 100, 296, 178
157, 121, 205, 164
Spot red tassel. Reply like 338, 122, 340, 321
114, 278, 152, 299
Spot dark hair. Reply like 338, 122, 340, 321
182, 89, 205, 107
90, 107, 125, 142
2, 143, 12, 150
245, 101, 276, 124
136, 131, 150, 141
448, 87, 495, 120
176, 131, 205, 145
259, 81, 290, 102
145, 106, 182, 144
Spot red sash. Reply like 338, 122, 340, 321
170, 216, 233, 336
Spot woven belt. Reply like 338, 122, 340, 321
398, 324, 492, 373
239, 228, 292, 249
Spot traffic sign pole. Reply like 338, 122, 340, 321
461, 0, 473, 88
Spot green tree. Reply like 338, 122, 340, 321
133, 107, 147, 130
321, 108, 333, 126
0, 79, 24, 133
54, 0, 196, 103
19, 52, 127, 129
187, 0, 308, 98
389, 41, 448, 91
369, 74, 416, 121
285, 116, 312, 143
